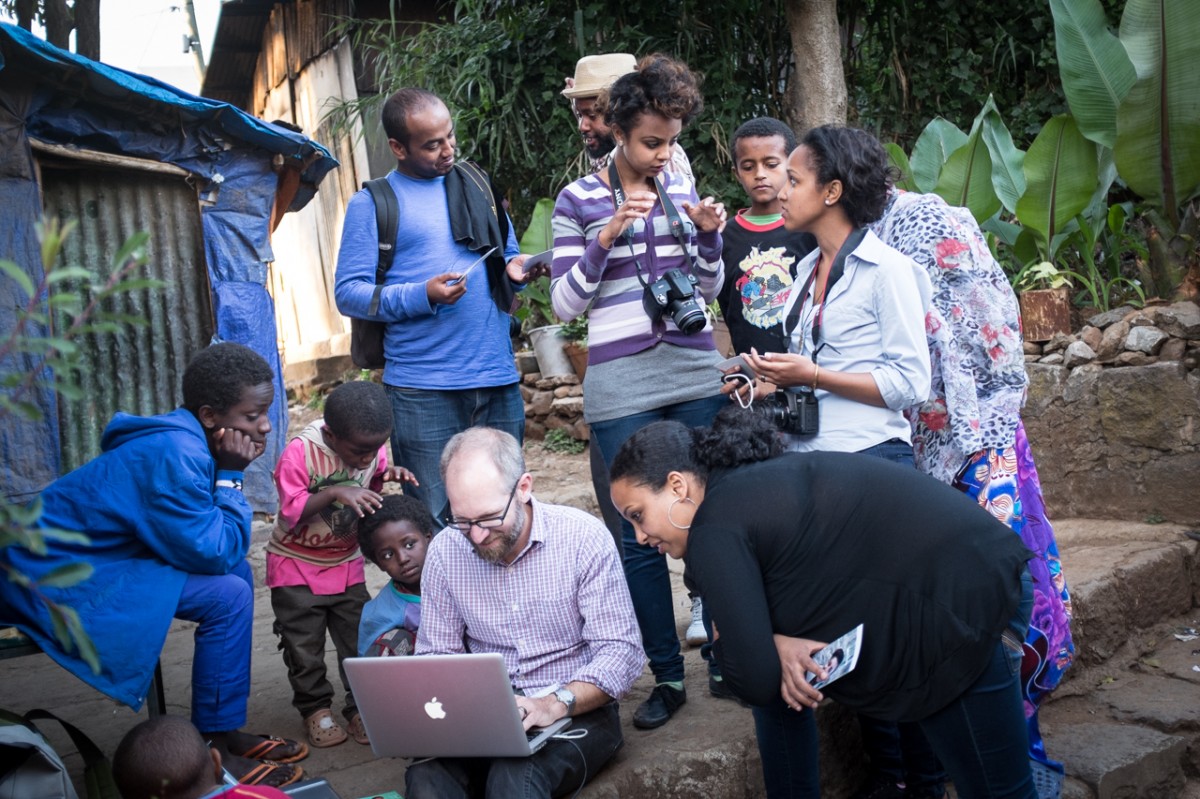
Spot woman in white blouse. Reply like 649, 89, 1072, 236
745, 125, 943, 798
746, 125, 932, 463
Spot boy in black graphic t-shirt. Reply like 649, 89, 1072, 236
719, 118, 817, 356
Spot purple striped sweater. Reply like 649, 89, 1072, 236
550, 171, 724, 365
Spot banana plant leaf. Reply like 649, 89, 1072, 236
978, 95, 1027, 215
1050, 0, 1137, 149
519, 197, 555, 254
1114, 0, 1200, 225
884, 143, 916, 191
909, 118, 967, 194
1015, 115, 1098, 257
934, 110, 1002, 223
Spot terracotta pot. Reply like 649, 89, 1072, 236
1018, 288, 1072, 342
563, 341, 588, 379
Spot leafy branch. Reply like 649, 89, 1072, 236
1, 217, 160, 672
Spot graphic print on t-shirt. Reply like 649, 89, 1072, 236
734, 245, 798, 330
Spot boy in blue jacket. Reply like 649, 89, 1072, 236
0, 342, 307, 788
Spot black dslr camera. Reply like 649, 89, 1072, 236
642, 268, 706, 335
766, 388, 820, 436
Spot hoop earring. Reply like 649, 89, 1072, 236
667, 497, 695, 530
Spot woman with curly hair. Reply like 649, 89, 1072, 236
609, 407, 1037, 799
550, 53, 728, 730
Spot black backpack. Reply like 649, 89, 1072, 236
349, 178, 399, 370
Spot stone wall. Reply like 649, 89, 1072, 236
520, 372, 588, 441
1022, 302, 1200, 524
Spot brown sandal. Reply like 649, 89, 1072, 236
304, 708, 348, 748
238, 735, 309, 763
346, 712, 370, 745
239, 761, 304, 787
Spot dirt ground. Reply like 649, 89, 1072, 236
0, 407, 736, 799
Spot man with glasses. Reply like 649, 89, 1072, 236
405, 427, 641, 798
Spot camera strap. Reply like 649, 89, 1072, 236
607, 161, 696, 290
779, 227, 867, 358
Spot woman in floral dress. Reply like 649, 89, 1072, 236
872, 189, 1074, 790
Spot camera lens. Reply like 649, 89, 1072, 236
672, 303, 707, 335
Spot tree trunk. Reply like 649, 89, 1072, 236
14, 0, 36, 30
43, 0, 72, 51
784, 0, 848, 131
74, 0, 100, 60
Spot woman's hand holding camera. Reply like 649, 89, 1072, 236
598, 190, 656, 250
682, 196, 727, 233
745, 348, 816, 389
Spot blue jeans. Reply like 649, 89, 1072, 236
590, 394, 726, 683
751, 572, 1034, 799
405, 702, 623, 798
387, 383, 525, 522
177, 559, 254, 733
917, 569, 1036, 799
751, 704, 821, 799
854, 439, 946, 793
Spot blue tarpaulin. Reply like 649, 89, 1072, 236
0, 22, 339, 511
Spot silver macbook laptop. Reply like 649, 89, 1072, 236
344, 653, 571, 758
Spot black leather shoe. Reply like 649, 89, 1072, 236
632, 684, 686, 729
708, 675, 750, 707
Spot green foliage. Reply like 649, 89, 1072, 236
543, 428, 585, 455
1, 218, 160, 674
841, 0, 1078, 147
329, 0, 796, 229
559, 316, 589, 343
1049, 0, 1137, 149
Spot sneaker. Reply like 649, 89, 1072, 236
632, 684, 686, 729
685, 597, 707, 646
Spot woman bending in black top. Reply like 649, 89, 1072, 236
609, 407, 1036, 799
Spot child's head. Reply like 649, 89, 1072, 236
730, 117, 797, 215
182, 342, 275, 451
113, 716, 221, 799
357, 494, 434, 591
321, 380, 394, 470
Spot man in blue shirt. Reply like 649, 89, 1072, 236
335, 88, 538, 522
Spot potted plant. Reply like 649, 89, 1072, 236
560, 316, 589, 379
1013, 261, 1074, 342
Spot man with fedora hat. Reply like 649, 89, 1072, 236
562, 53, 693, 180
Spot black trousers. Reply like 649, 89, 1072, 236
404, 702, 624, 799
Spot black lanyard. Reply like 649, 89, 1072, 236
779, 227, 868, 357
607, 161, 693, 288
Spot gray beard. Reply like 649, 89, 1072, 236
472, 502, 526, 564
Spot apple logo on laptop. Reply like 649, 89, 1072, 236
424, 697, 446, 720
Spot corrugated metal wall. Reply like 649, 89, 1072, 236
38, 162, 213, 473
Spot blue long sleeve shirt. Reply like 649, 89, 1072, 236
334, 169, 521, 390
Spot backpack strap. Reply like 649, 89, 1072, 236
362, 178, 400, 316
17, 708, 120, 799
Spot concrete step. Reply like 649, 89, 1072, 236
1045, 721, 1188, 799
1051, 519, 1198, 670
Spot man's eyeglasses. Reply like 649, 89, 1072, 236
444, 480, 520, 532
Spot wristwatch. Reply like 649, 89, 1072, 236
553, 687, 576, 717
